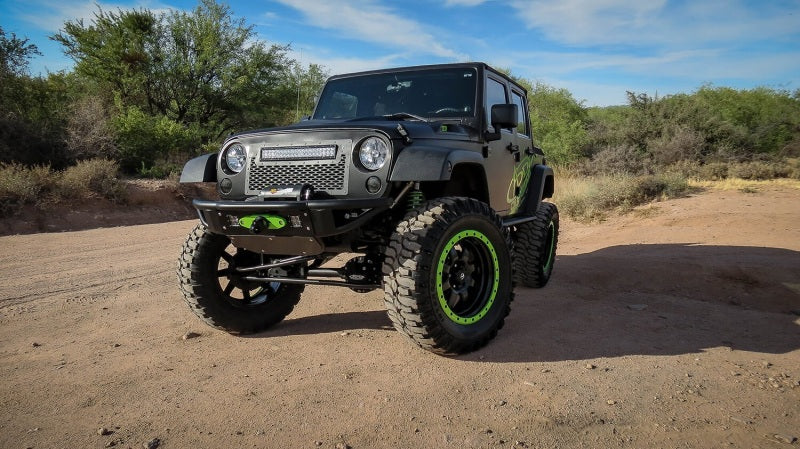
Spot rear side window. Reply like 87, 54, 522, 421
485, 78, 507, 131
511, 91, 529, 137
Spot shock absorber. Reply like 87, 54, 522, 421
406, 183, 426, 211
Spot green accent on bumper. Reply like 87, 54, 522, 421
238, 214, 287, 230
435, 230, 499, 325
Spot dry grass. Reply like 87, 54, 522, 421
689, 178, 800, 193
0, 159, 125, 217
553, 172, 691, 222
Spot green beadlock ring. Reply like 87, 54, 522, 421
435, 229, 499, 325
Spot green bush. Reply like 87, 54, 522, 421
138, 160, 183, 179
113, 106, 203, 174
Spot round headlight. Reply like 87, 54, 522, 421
358, 137, 388, 171
223, 143, 246, 174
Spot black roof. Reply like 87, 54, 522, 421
325, 62, 526, 94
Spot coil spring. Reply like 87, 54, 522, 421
406, 189, 426, 211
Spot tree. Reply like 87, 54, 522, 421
1, 27, 73, 166
52, 0, 304, 171
1, 27, 41, 77
527, 82, 589, 165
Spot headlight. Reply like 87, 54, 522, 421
223, 143, 246, 174
358, 137, 389, 171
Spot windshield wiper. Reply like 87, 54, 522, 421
384, 112, 428, 122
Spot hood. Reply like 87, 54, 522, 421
226, 118, 480, 144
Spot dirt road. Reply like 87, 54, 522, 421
1, 187, 798, 448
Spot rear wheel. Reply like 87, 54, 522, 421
382, 197, 513, 355
177, 224, 303, 334
513, 202, 558, 288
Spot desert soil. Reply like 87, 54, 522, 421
1, 187, 799, 449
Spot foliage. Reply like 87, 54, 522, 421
58, 158, 125, 200
582, 87, 800, 170
1, 27, 41, 77
112, 105, 205, 172
51, 0, 325, 173
0, 163, 55, 216
65, 95, 117, 160
527, 82, 590, 165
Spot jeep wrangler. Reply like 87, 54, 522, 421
177, 62, 557, 355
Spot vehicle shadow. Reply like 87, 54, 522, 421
246, 244, 800, 362
255, 310, 394, 337
471, 243, 800, 363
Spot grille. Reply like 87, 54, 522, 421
246, 155, 348, 194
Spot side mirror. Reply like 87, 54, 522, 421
491, 104, 518, 131
485, 104, 518, 142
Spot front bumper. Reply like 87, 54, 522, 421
193, 197, 392, 255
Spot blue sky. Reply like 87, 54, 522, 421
2, 0, 799, 106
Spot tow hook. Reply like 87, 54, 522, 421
250, 216, 268, 234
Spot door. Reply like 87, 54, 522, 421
507, 88, 536, 215
483, 76, 516, 213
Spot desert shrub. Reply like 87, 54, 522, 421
0, 163, 56, 216
727, 161, 791, 180
58, 159, 125, 201
649, 126, 705, 166
576, 145, 649, 176
668, 160, 729, 180
64, 96, 117, 160
788, 158, 800, 180
555, 173, 690, 221
138, 160, 183, 179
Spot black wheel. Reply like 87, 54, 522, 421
513, 202, 558, 288
382, 197, 514, 355
177, 224, 303, 334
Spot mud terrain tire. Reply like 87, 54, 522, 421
177, 224, 303, 334
382, 197, 514, 355
513, 202, 559, 288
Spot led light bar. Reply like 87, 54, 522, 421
260, 145, 338, 161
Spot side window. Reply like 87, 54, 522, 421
485, 77, 507, 131
511, 90, 529, 137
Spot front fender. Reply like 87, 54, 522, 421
389, 146, 483, 181
179, 153, 218, 183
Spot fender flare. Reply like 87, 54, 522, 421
521, 164, 554, 214
179, 153, 218, 183
389, 146, 484, 181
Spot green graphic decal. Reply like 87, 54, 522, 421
543, 221, 556, 272
238, 214, 287, 230
506, 153, 534, 214
435, 230, 499, 325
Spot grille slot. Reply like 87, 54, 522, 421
247, 155, 348, 194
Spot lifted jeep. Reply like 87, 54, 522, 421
177, 62, 558, 355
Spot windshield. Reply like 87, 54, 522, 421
312, 67, 477, 121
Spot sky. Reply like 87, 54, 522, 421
1, 0, 799, 106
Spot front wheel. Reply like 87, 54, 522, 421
382, 197, 514, 355
177, 224, 303, 334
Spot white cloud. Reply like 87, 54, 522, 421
19, 0, 176, 32
511, 0, 800, 48
274, 0, 466, 59
285, 46, 406, 75
444, 0, 488, 6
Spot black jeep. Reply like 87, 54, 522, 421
177, 62, 558, 355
